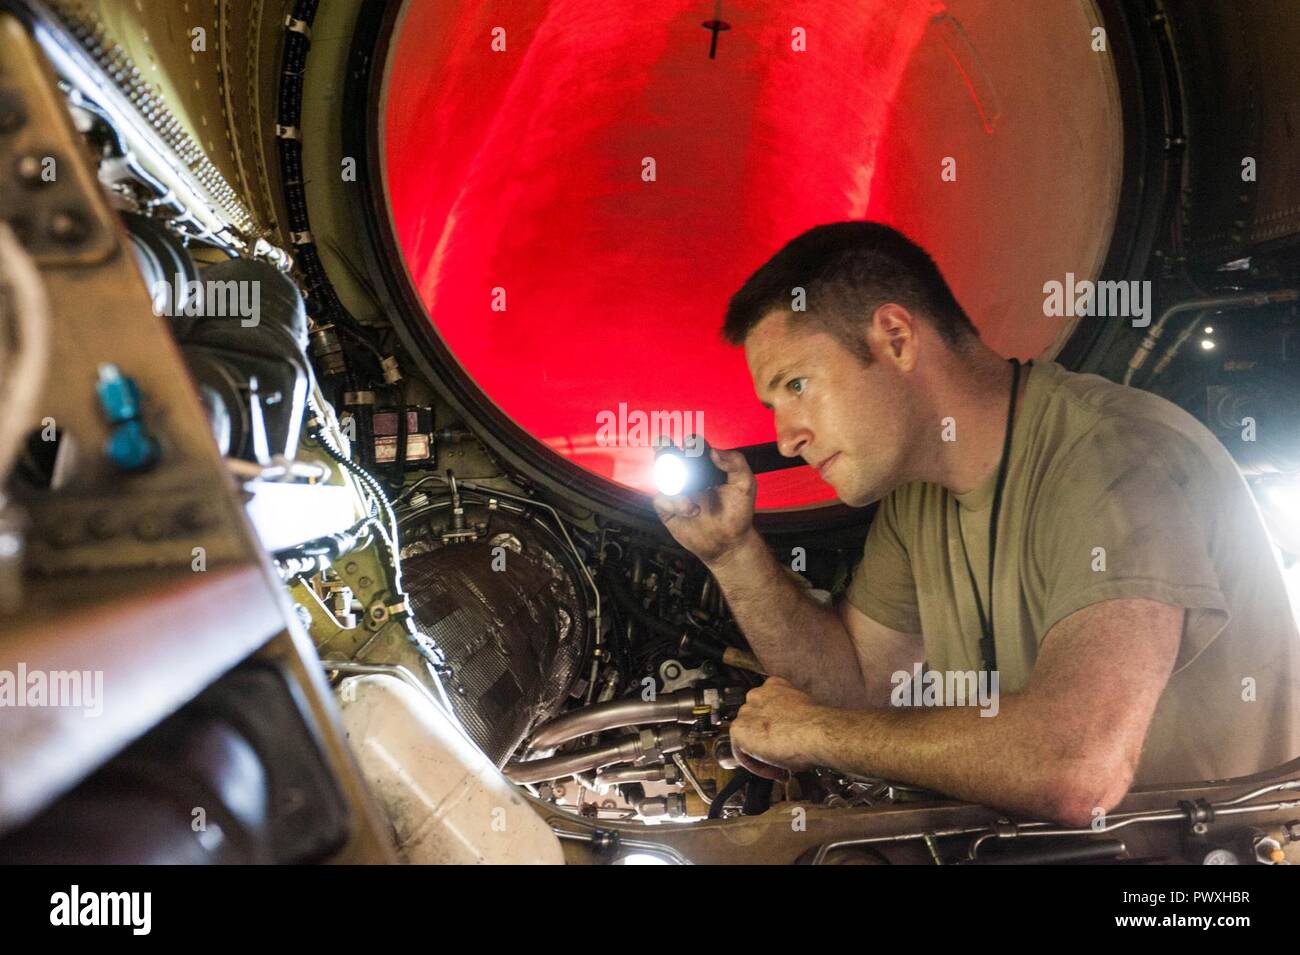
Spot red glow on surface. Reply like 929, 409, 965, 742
384, 1, 932, 509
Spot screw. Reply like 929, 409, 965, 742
15, 154, 48, 186
48, 209, 89, 244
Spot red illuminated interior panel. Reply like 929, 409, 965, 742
383, 0, 934, 509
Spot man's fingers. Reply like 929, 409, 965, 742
732, 744, 789, 781
729, 721, 790, 782
650, 495, 677, 521
711, 447, 746, 472
711, 448, 757, 496
651, 494, 700, 521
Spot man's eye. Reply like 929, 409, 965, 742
788, 378, 807, 395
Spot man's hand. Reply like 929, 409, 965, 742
728, 676, 821, 779
748, 599, 1184, 826
652, 446, 757, 566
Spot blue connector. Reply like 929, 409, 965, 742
96, 364, 160, 471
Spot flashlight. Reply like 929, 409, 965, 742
653, 438, 803, 496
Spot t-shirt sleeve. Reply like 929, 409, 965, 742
1034, 420, 1229, 674
844, 491, 923, 634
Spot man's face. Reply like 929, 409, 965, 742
744, 310, 912, 507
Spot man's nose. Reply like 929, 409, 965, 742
776, 420, 812, 459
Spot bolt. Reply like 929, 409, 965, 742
48, 209, 89, 244
15, 154, 47, 186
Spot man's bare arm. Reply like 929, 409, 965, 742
784, 598, 1182, 824
838, 597, 926, 707
654, 447, 921, 709
708, 532, 923, 709
706, 528, 870, 708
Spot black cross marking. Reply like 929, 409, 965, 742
701, 18, 731, 59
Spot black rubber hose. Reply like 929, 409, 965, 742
707, 769, 753, 820
272, 514, 378, 561
742, 776, 774, 816
600, 566, 683, 644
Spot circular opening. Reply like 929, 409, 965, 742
379, 0, 1124, 513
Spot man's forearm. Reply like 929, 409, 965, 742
796, 697, 1118, 825
707, 529, 867, 708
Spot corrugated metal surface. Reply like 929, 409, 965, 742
401, 514, 589, 765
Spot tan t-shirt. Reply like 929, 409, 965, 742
846, 359, 1300, 785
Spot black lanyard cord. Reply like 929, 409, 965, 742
953, 357, 1022, 673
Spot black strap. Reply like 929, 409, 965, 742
953, 358, 1022, 672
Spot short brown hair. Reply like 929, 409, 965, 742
723, 222, 979, 360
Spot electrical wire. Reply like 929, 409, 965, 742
299, 393, 461, 703
308, 418, 398, 546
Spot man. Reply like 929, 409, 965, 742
653, 221, 1299, 826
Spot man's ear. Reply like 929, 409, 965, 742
872, 304, 918, 370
